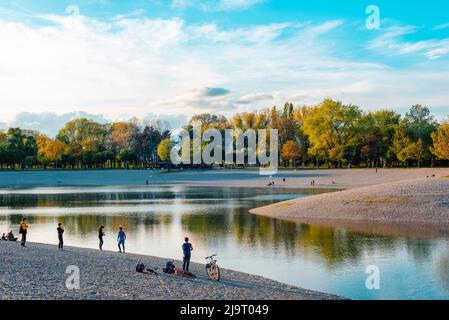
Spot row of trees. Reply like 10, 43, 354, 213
0, 118, 170, 169
159, 100, 449, 168
1, 99, 449, 169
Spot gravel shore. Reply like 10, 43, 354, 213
0, 241, 341, 300
251, 176, 449, 232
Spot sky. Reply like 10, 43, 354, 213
0, 0, 449, 135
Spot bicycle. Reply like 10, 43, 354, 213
205, 254, 220, 281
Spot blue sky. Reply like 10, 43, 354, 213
0, 0, 448, 135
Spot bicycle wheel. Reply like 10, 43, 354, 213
206, 264, 220, 281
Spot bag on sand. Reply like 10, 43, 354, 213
136, 263, 146, 273
136, 263, 158, 275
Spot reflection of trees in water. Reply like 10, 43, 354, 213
181, 205, 413, 268
436, 253, 449, 293
3, 212, 173, 236
405, 238, 433, 263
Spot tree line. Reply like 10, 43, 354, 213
1, 99, 449, 169
0, 118, 170, 169
159, 99, 449, 169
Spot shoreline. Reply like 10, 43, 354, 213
250, 175, 449, 235
0, 241, 342, 300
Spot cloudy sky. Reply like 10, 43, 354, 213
0, 0, 449, 135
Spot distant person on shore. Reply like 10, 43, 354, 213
57, 223, 64, 250
117, 226, 126, 253
19, 218, 28, 247
182, 237, 193, 272
2, 233, 7, 240
7, 231, 17, 241
99, 225, 105, 251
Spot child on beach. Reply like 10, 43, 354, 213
117, 226, 126, 253
182, 237, 193, 272
99, 225, 105, 251
19, 218, 28, 247
57, 223, 64, 250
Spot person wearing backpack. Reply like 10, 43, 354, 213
19, 218, 28, 247
57, 223, 64, 250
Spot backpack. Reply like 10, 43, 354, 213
19, 225, 24, 234
136, 263, 146, 273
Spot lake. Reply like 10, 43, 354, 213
1, 185, 449, 300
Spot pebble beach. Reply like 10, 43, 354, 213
0, 241, 341, 300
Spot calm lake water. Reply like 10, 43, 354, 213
1, 185, 449, 300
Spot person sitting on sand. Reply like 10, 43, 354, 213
7, 231, 17, 241
182, 237, 193, 272
98, 225, 105, 251
2, 233, 7, 240
57, 223, 64, 250
117, 226, 126, 253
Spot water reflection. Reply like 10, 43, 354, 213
1, 186, 449, 299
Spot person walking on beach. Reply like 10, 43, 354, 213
98, 225, 105, 251
182, 237, 193, 272
19, 218, 28, 247
57, 223, 64, 250
117, 226, 126, 253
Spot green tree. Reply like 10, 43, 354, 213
303, 99, 362, 167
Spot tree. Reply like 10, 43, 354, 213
110, 121, 135, 154
157, 138, 173, 171
303, 99, 362, 167
431, 120, 449, 160
36, 134, 66, 167
359, 110, 400, 167
281, 140, 303, 167
116, 149, 138, 169
391, 123, 425, 167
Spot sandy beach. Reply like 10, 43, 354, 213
0, 241, 340, 300
0, 167, 447, 189
250, 170, 449, 230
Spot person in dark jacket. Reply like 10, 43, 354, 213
98, 225, 105, 251
57, 223, 64, 250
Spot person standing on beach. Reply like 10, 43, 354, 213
19, 218, 28, 247
98, 225, 105, 251
117, 226, 126, 253
57, 223, 64, 250
182, 237, 193, 272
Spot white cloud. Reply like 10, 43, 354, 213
171, 0, 265, 11
369, 25, 449, 60
433, 22, 449, 31
1, 13, 449, 136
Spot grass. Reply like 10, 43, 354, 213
344, 197, 421, 205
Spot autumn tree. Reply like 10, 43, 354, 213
431, 120, 449, 160
36, 134, 66, 167
157, 138, 173, 171
281, 140, 303, 167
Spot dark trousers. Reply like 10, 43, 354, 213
21, 232, 27, 246
183, 255, 191, 271
58, 235, 64, 249
99, 237, 104, 250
